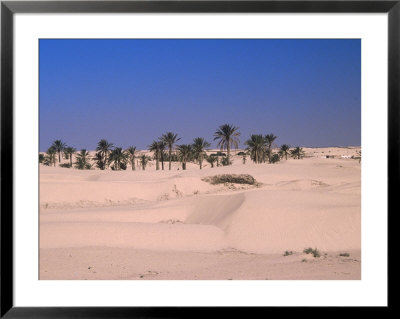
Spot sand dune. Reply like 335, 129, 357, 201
40, 147, 361, 279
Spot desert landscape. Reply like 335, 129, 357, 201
39, 145, 361, 280
39, 39, 361, 280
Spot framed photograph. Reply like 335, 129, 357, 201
1, 0, 395, 316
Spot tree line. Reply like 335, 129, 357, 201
39, 124, 305, 170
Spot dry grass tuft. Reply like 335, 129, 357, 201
202, 174, 257, 185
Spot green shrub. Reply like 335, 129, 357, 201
303, 247, 320, 258
283, 251, 294, 256
221, 157, 232, 166
59, 163, 72, 168
270, 153, 280, 164
339, 252, 350, 257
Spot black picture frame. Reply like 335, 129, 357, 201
1, 0, 396, 317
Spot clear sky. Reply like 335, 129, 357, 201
39, 39, 360, 152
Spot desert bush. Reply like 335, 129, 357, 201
270, 153, 280, 164
339, 252, 350, 257
303, 247, 320, 258
59, 163, 72, 168
39, 154, 44, 163
202, 174, 256, 185
221, 157, 232, 166
283, 251, 294, 256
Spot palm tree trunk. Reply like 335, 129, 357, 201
58, 151, 61, 163
156, 154, 160, 170
168, 148, 172, 170
70, 154, 72, 166
227, 144, 230, 165
199, 155, 203, 169
106, 152, 110, 168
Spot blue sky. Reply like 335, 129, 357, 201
39, 39, 360, 151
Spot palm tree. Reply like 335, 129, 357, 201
148, 141, 165, 171
214, 124, 240, 165
63, 146, 76, 166
290, 146, 305, 159
126, 146, 137, 170
206, 155, 217, 168
177, 144, 192, 170
51, 140, 66, 163
161, 132, 180, 170
75, 149, 91, 169
45, 146, 57, 166
264, 134, 278, 163
93, 152, 106, 170
139, 154, 151, 170
192, 137, 211, 169
96, 139, 114, 169
245, 134, 266, 164
158, 141, 166, 170
279, 144, 291, 160
108, 147, 128, 170
215, 151, 226, 167
356, 150, 361, 163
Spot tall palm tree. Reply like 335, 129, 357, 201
139, 154, 151, 170
63, 146, 76, 166
279, 144, 291, 160
213, 124, 240, 165
126, 146, 137, 171
177, 144, 192, 170
93, 152, 106, 170
192, 137, 211, 169
108, 147, 128, 170
161, 132, 180, 170
158, 141, 166, 170
290, 146, 305, 159
148, 141, 165, 171
96, 139, 114, 169
51, 140, 66, 163
75, 149, 91, 169
264, 134, 278, 163
244, 134, 266, 164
